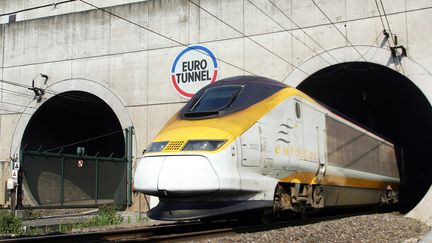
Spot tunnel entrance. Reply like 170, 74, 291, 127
20, 91, 128, 207
297, 62, 432, 212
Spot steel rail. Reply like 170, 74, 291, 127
1, 207, 386, 242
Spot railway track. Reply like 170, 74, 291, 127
0, 207, 383, 242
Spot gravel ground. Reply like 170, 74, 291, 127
199, 213, 430, 243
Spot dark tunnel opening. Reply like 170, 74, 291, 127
22, 91, 125, 157
20, 91, 127, 206
297, 62, 432, 212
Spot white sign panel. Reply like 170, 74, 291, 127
11, 169, 18, 179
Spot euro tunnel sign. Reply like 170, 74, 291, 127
171, 45, 218, 99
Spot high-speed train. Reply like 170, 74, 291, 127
133, 75, 399, 220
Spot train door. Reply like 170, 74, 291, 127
302, 103, 323, 177
240, 123, 262, 167
315, 111, 327, 182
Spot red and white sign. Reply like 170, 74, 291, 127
11, 169, 18, 179
171, 45, 218, 99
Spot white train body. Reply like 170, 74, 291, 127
134, 76, 399, 220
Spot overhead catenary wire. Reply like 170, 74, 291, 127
78, 0, 259, 76
379, 0, 395, 45
0, 75, 115, 106
1, 100, 36, 109
379, 0, 406, 75
1, 88, 34, 98
43, 129, 124, 153
246, 0, 331, 65
0, 78, 37, 116
0, 0, 77, 17
374, 0, 405, 75
0, 77, 107, 115
374, 0, 387, 38
251, 0, 388, 82
187, 0, 310, 76
0, 107, 32, 116
263, 0, 339, 64
310, 0, 367, 62
0, 78, 33, 89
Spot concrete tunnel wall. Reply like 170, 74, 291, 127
0, 0, 431, 223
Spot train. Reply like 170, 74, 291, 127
133, 75, 399, 221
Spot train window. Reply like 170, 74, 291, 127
188, 85, 243, 113
295, 102, 301, 119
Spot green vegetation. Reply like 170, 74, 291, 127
0, 211, 22, 235
0, 205, 125, 237
73, 205, 123, 229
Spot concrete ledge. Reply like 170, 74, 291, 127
406, 186, 432, 226
419, 230, 432, 243
0, 0, 147, 24
15, 209, 30, 220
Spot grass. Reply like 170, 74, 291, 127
69, 205, 124, 230
0, 205, 125, 237
0, 211, 23, 235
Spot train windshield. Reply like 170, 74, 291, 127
189, 85, 243, 114
181, 76, 288, 119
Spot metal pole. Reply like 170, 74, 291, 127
95, 158, 99, 205
400, 147, 405, 184
126, 126, 134, 207
61, 156, 64, 206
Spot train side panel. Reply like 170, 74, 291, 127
256, 95, 400, 208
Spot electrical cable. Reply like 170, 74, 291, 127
187, 0, 310, 76
310, 0, 367, 62
1, 100, 36, 109
0, 0, 77, 17
0, 76, 116, 107
0, 88, 34, 98
246, 0, 331, 65
0, 107, 32, 116
374, 0, 387, 37
78, 0, 259, 76
379, 0, 406, 75
43, 129, 123, 153
0, 78, 32, 89
379, 0, 395, 45
264, 0, 339, 64
374, 0, 405, 75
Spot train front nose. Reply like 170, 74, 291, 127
134, 155, 220, 196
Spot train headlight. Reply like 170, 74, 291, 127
182, 140, 227, 151
147, 141, 168, 152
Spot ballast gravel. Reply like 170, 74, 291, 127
201, 213, 430, 243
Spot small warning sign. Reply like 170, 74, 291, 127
11, 169, 18, 179
77, 160, 84, 168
